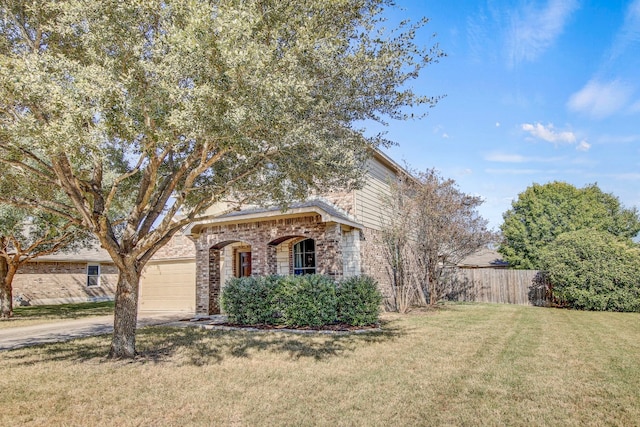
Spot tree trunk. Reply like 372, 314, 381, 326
108, 265, 141, 359
0, 257, 12, 319
429, 278, 437, 306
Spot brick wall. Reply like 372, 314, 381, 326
193, 215, 344, 315
150, 232, 197, 260
359, 227, 393, 298
320, 190, 356, 216
13, 261, 118, 305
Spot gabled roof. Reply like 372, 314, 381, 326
27, 245, 112, 263
187, 198, 363, 237
458, 249, 509, 268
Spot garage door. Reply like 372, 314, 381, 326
139, 259, 196, 312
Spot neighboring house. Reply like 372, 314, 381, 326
12, 247, 118, 306
458, 249, 509, 269
12, 234, 197, 311
13, 150, 405, 314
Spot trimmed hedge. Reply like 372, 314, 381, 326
276, 274, 337, 327
219, 276, 281, 325
221, 274, 381, 327
336, 275, 382, 326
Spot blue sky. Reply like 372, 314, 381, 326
372, 0, 640, 230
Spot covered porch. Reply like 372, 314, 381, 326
187, 200, 363, 315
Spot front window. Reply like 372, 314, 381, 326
293, 239, 316, 275
87, 264, 100, 287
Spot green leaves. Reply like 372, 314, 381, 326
1, 0, 439, 354
500, 182, 640, 269
539, 229, 640, 312
1, 0, 443, 239
221, 274, 381, 327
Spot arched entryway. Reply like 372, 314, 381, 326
208, 240, 252, 314
194, 214, 347, 315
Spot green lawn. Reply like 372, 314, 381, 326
0, 301, 114, 329
1, 303, 639, 426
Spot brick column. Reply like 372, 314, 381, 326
208, 248, 221, 314
318, 223, 343, 279
250, 244, 267, 275
266, 245, 277, 275
195, 248, 210, 315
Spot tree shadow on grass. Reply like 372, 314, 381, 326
135, 319, 405, 365
3, 319, 405, 367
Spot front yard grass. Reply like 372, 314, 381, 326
1, 303, 639, 426
0, 301, 114, 329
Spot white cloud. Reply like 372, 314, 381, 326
486, 153, 526, 163
576, 140, 591, 152
609, 0, 640, 61
567, 79, 634, 118
521, 122, 577, 144
496, 122, 501, 127
507, 0, 579, 67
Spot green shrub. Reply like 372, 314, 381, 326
540, 229, 640, 312
336, 275, 382, 325
221, 274, 382, 327
221, 275, 281, 325
276, 274, 337, 327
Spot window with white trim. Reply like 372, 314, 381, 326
293, 239, 316, 275
87, 264, 100, 287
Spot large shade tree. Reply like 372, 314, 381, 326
500, 182, 640, 269
0, 0, 443, 357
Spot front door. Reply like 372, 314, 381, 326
238, 251, 252, 277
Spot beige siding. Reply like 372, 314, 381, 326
139, 259, 196, 312
354, 157, 396, 230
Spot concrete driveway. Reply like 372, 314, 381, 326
0, 311, 189, 351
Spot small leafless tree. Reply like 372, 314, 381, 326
380, 168, 497, 307
379, 202, 422, 312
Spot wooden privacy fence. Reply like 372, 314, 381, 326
451, 268, 550, 306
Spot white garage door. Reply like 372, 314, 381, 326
139, 259, 196, 312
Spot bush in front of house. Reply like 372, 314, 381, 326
221, 274, 382, 327
220, 275, 281, 325
275, 274, 337, 327
336, 275, 382, 326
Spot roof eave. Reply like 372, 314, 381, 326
186, 206, 363, 237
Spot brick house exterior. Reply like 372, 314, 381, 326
12, 150, 404, 314
12, 247, 118, 306
187, 150, 404, 315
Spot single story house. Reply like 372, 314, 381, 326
12, 247, 118, 306
12, 233, 197, 311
